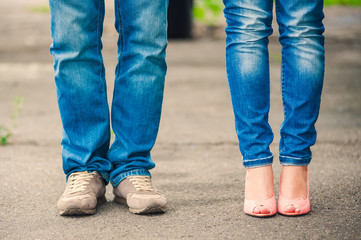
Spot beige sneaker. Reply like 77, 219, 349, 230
113, 176, 167, 214
57, 171, 106, 216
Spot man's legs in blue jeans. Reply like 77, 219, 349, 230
50, 0, 111, 179
223, 0, 324, 216
109, 0, 168, 214
50, 0, 168, 215
108, 0, 168, 187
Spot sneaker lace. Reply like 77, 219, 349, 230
68, 172, 96, 194
128, 176, 154, 192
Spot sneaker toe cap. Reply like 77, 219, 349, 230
58, 194, 97, 211
127, 193, 167, 209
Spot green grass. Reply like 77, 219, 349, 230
0, 96, 24, 146
324, 0, 361, 5
0, 126, 12, 146
193, 0, 361, 26
30, 5, 50, 13
269, 52, 282, 64
193, 0, 224, 26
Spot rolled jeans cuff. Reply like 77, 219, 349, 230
243, 155, 273, 168
110, 169, 151, 187
280, 155, 312, 166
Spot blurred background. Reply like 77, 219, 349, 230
0, 0, 360, 239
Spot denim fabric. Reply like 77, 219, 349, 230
49, 0, 168, 186
223, 0, 325, 168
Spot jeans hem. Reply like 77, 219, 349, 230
111, 169, 151, 187
279, 155, 312, 166
99, 172, 110, 185
243, 155, 273, 168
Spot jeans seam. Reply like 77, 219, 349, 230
280, 52, 286, 120
275, 0, 287, 154
244, 162, 273, 168
280, 155, 312, 166
275, 0, 283, 38
279, 0, 287, 153
280, 155, 312, 160
275, 0, 285, 121
280, 47, 287, 153
244, 154, 273, 162
244, 155, 273, 168
97, 0, 104, 74
100, 172, 110, 178
118, 0, 124, 55
97, 0, 109, 122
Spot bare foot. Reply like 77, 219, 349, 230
280, 165, 308, 200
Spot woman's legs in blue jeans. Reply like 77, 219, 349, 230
223, 0, 274, 168
223, 0, 276, 215
276, 0, 325, 165
223, 0, 324, 214
276, 0, 324, 208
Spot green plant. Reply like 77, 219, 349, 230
324, 0, 361, 5
193, 0, 224, 26
30, 5, 50, 13
0, 95, 24, 146
0, 126, 12, 146
192, 0, 361, 27
12, 96, 24, 127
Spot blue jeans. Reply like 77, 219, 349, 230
49, 0, 168, 186
223, 0, 325, 168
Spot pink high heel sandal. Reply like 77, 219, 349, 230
243, 172, 277, 217
244, 195, 277, 217
278, 169, 310, 216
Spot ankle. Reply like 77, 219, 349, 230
245, 165, 274, 200
280, 165, 308, 199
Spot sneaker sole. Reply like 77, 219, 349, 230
113, 196, 166, 214
59, 196, 107, 216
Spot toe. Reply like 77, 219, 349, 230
253, 206, 261, 214
253, 205, 271, 215
285, 205, 296, 213
259, 206, 271, 214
